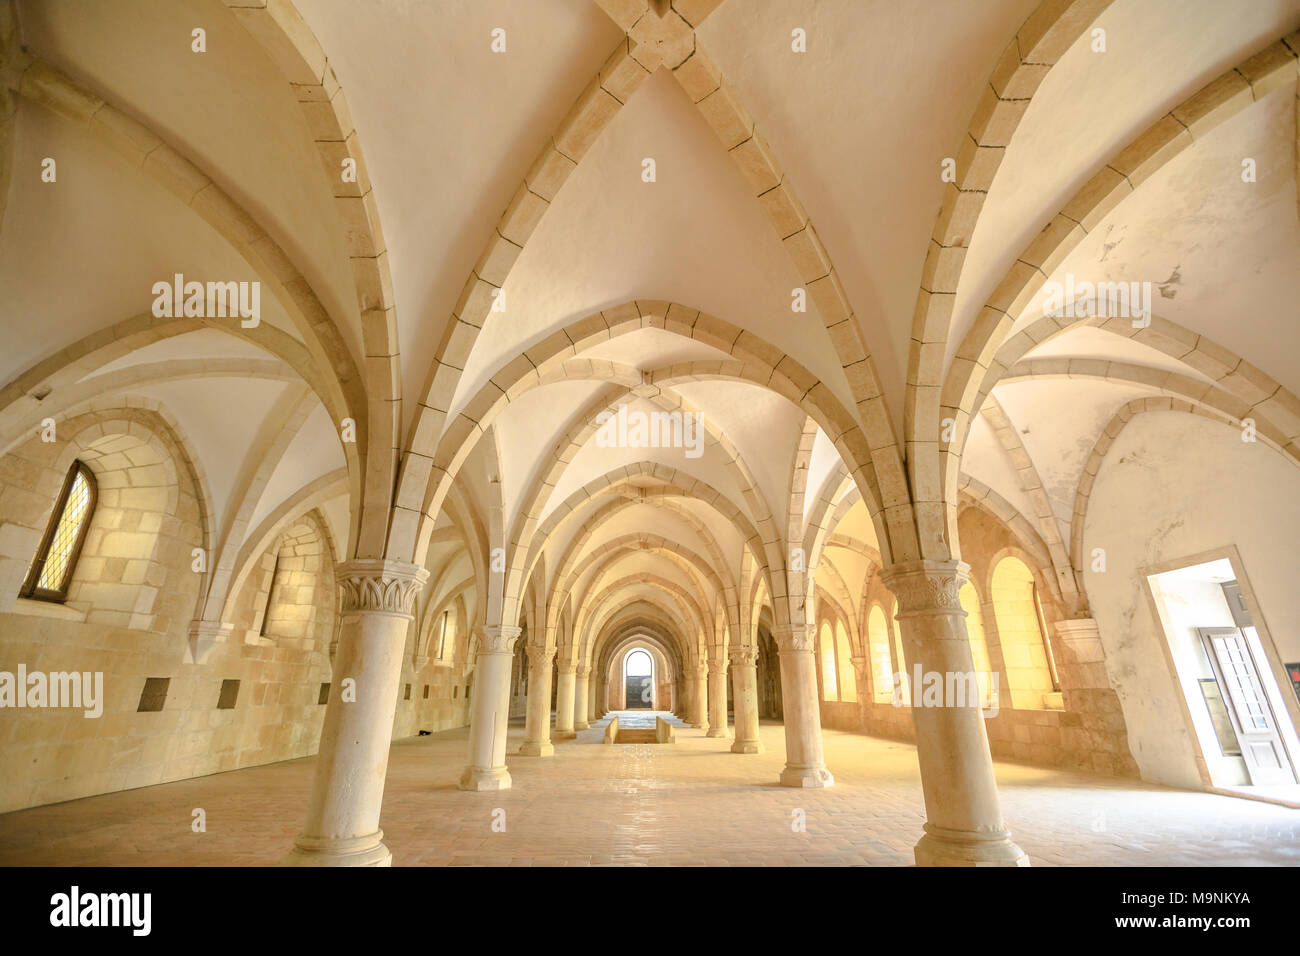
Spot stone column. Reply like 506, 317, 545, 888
881, 560, 1028, 867
459, 624, 522, 791
730, 644, 763, 753
771, 623, 833, 788
574, 665, 591, 730
707, 655, 729, 737
691, 662, 709, 730
554, 664, 577, 739
518, 643, 556, 756
284, 559, 427, 867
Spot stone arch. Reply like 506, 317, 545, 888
394, 301, 900, 571
923, 37, 1299, 553
241, 509, 338, 651
0, 404, 210, 636
12, 57, 371, 554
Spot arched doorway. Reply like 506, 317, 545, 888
756, 625, 783, 719
624, 648, 654, 709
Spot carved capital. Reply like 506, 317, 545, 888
336, 559, 428, 617
480, 624, 523, 655
730, 644, 758, 667
880, 560, 969, 617
525, 642, 556, 667
576, 664, 591, 679
770, 622, 816, 653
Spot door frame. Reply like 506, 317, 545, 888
1197, 627, 1296, 785
1140, 545, 1300, 790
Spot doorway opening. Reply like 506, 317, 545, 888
624, 649, 654, 709
1146, 554, 1300, 797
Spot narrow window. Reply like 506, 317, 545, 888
436, 610, 450, 660
23, 461, 97, 603
217, 679, 240, 710
137, 677, 170, 713
1032, 582, 1061, 691
259, 549, 282, 637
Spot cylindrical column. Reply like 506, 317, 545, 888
730, 645, 763, 753
284, 560, 427, 866
881, 560, 1028, 867
707, 657, 728, 738
574, 665, 590, 729
691, 662, 709, 729
459, 624, 522, 791
519, 643, 556, 756
772, 622, 833, 788
554, 664, 577, 739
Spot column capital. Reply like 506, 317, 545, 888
879, 560, 970, 617
770, 622, 815, 653
576, 664, 591, 679
556, 662, 577, 676
849, 655, 870, 680
480, 624, 523, 654
730, 644, 758, 666
1053, 617, 1106, 663
524, 642, 556, 666
336, 559, 429, 617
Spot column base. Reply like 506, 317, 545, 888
459, 766, 512, 791
282, 831, 392, 867
706, 728, 728, 738
553, 730, 577, 741
913, 823, 1030, 867
574, 721, 589, 730
780, 765, 834, 788
692, 722, 707, 730
731, 739, 763, 754
518, 741, 553, 757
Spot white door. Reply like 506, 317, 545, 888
1199, 627, 1296, 786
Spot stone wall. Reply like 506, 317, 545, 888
0, 407, 471, 814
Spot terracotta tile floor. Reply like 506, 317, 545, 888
1, 713, 1296, 866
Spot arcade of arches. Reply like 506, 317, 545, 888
0, 0, 1298, 868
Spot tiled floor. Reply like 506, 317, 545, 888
0, 713, 1296, 866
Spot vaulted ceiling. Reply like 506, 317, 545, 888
2, 0, 1296, 659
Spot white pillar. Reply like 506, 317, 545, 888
881, 560, 1028, 867
554, 664, 577, 739
691, 662, 709, 729
459, 624, 522, 791
574, 665, 590, 730
730, 644, 763, 754
771, 622, 833, 788
284, 559, 427, 866
707, 656, 728, 738
519, 643, 555, 756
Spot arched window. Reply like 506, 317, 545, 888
959, 581, 996, 710
818, 621, 838, 700
991, 555, 1060, 709
867, 606, 894, 702
892, 616, 910, 705
23, 460, 97, 603
436, 610, 451, 660
835, 620, 857, 702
